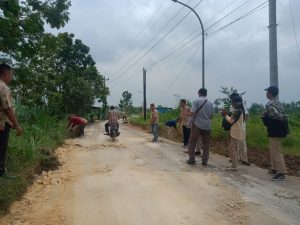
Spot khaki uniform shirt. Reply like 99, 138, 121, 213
0, 79, 14, 130
180, 105, 190, 126
150, 109, 159, 124
225, 111, 246, 141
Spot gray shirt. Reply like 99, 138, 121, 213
191, 97, 213, 130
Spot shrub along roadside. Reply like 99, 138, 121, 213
131, 110, 300, 156
0, 105, 67, 215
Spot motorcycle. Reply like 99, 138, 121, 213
109, 123, 120, 140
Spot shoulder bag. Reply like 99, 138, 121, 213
187, 100, 207, 128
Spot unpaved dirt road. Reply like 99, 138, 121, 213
1, 122, 300, 225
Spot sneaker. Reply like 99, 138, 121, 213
225, 166, 238, 171
268, 169, 277, 175
202, 161, 208, 167
271, 173, 286, 181
186, 159, 196, 165
241, 161, 251, 166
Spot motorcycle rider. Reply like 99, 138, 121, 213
105, 106, 120, 135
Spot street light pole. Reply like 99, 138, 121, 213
171, 0, 205, 88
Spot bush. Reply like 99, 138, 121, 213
130, 110, 300, 156
0, 105, 67, 214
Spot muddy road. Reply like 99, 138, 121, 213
1, 122, 300, 225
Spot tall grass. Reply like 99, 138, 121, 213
131, 109, 300, 156
0, 104, 67, 214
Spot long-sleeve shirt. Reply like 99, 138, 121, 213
225, 110, 246, 140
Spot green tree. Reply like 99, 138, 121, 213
249, 103, 265, 115
12, 32, 109, 116
215, 86, 246, 110
0, 0, 71, 60
119, 91, 133, 113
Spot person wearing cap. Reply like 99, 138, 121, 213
262, 86, 287, 181
223, 96, 246, 171
229, 93, 250, 166
0, 63, 23, 177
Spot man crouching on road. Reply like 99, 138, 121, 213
67, 115, 88, 137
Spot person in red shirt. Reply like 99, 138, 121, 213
67, 115, 88, 137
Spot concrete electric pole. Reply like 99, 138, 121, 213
143, 68, 147, 121
269, 0, 279, 90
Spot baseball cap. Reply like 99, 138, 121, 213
265, 86, 279, 96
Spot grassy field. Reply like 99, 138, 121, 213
0, 105, 67, 214
131, 110, 300, 156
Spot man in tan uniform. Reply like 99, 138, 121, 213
0, 63, 23, 177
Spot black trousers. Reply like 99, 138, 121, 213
0, 123, 10, 172
182, 125, 191, 146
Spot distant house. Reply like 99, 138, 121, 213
156, 107, 172, 114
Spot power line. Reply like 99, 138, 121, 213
109, 0, 204, 83
204, 0, 240, 26
154, 44, 201, 103
146, 37, 200, 70
145, 30, 200, 70
288, 0, 300, 65
146, 0, 242, 70
111, 0, 269, 86
108, 0, 196, 81
207, 1, 269, 37
205, 0, 252, 32
106, 1, 171, 76
146, 1, 269, 70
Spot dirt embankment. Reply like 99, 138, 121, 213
136, 124, 300, 177
1, 122, 299, 225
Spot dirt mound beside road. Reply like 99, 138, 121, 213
158, 126, 300, 177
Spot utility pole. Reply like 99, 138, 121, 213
269, 0, 278, 91
143, 68, 147, 121
102, 76, 109, 119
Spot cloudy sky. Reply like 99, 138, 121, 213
54, 0, 300, 108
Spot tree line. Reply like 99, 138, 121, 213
0, 0, 109, 116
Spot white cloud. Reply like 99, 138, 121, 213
53, 0, 300, 108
